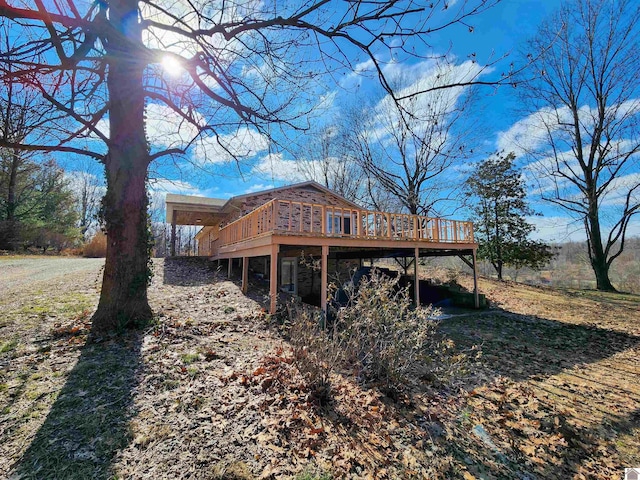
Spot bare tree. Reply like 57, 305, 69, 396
294, 124, 366, 203
66, 158, 104, 241
519, 0, 640, 291
0, 0, 500, 332
345, 66, 477, 216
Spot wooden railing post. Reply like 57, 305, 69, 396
272, 200, 279, 232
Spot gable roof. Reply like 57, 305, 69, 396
225, 180, 362, 210
166, 181, 362, 225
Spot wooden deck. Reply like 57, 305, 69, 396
216, 199, 474, 252
211, 199, 478, 314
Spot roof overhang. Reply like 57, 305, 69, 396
165, 193, 226, 226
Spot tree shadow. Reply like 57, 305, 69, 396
435, 309, 640, 478
439, 310, 640, 382
162, 256, 220, 286
12, 333, 142, 479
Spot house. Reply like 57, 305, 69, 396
165, 181, 479, 314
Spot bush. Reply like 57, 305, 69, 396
335, 272, 438, 393
287, 269, 472, 401
83, 231, 107, 257
286, 301, 342, 405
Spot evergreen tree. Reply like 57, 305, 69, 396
466, 152, 553, 280
0, 156, 80, 251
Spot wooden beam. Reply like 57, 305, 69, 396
321, 245, 329, 315
414, 247, 420, 307
269, 244, 279, 314
242, 256, 249, 294
472, 249, 479, 309
457, 254, 474, 269
170, 210, 177, 256
227, 258, 233, 278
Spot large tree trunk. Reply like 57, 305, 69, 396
591, 255, 615, 291
587, 205, 617, 292
91, 0, 153, 333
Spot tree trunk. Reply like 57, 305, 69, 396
0, 150, 21, 250
591, 256, 615, 291
587, 205, 617, 292
91, 0, 153, 333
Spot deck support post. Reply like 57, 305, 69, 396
170, 211, 176, 257
227, 258, 233, 278
414, 247, 420, 307
269, 244, 279, 314
321, 245, 329, 315
472, 249, 479, 309
242, 256, 249, 294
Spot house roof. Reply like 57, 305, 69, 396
166, 193, 226, 208
166, 181, 362, 225
225, 180, 362, 210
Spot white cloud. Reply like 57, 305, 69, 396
251, 153, 312, 183
243, 183, 275, 194
526, 215, 586, 242
149, 178, 200, 195
338, 59, 376, 89
192, 127, 270, 164
600, 172, 640, 207
146, 103, 203, 150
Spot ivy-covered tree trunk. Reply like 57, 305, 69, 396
91, 0, 153, 333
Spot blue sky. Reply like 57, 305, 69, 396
56, 0, 638, 243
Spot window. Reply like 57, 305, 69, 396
280, 257, 297, 294
326, 210, 355, 234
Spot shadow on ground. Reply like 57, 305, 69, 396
434, 308, 640, 479
439, 310, 640, 382
13, 333, 142, 479
162, 256, 220, 286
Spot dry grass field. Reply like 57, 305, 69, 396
0, 256, 638, 479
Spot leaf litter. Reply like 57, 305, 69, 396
0, 257, 638, 479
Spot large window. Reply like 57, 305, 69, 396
326, 211, 355, 234
280, 257, 297, 294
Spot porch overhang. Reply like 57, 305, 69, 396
165, 193, 226, 226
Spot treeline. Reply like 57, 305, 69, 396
475, 238, 640, 294
0, 156, 79, 252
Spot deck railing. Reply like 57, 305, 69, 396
218, 199, 474, 246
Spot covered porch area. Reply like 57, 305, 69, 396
215, 235, 480, 315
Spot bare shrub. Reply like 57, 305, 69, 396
83, 231, 107, 258
286, 301, 342, 405
333, 272, 439, 394
286, 269, 473, 402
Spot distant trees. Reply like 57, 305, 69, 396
69, 160, 103, 241
0, 157, 80, 251
466, 152, 554, 280
295, 124, 366, 204
519, 0, 640, 291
